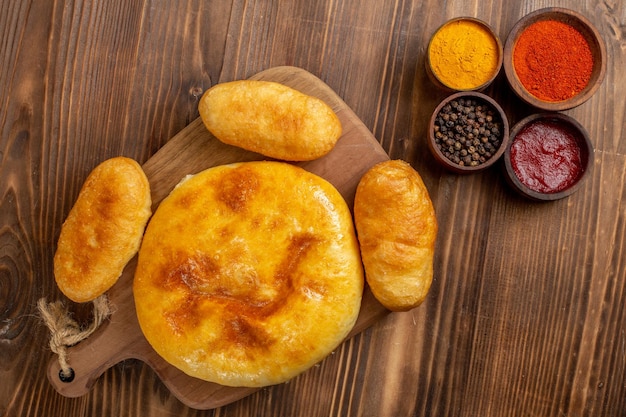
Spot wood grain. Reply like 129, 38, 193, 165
1, 0, 625, 416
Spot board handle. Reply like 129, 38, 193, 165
45, 318, 139, 397
46, 261, 145, 398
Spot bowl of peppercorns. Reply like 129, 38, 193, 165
428, 91, 509, 174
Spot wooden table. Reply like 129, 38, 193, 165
1, 1, 624, 416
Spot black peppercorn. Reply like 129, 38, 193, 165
433, 96, 504, 168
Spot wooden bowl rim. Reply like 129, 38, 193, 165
426, 17, 504, 92
503, 112, 594, 201
503, 7, 607, 111
428, 91, 510, 174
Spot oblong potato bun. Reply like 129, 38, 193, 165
198, 80, 342, 161
354, 160, 437, 311
54, 157, 152, 303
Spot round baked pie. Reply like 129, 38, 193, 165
133, 161, 364, 387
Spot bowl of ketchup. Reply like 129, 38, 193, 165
503, 113, 593, 201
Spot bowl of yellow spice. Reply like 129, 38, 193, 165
427, 17, 503, 92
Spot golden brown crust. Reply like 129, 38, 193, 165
198, 80, 342, 161
354, 160, 437, 311
54, 157, 152, 303
133, 161, 363, 387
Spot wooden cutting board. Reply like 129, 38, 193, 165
46, 66, 390, 409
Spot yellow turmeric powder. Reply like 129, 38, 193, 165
428, 19, 500, 90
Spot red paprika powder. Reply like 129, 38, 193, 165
513, 20, 593, 102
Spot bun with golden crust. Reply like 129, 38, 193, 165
133, 161, 363, 387
198, 80, 342, 161
354, 160, 437, 311
54, 157, 152, 303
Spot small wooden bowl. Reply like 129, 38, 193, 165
426, 17, 503, 92
503, 113, 593, 201
503, 7, 606, 111
428, 91, 509, 174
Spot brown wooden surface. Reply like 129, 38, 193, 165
1, 1, 624, 416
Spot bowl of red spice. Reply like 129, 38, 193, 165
428, 91, 509, 174
503, 113, 593, 201
503, 7, 606, 111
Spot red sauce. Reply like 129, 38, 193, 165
510, 119, 584, 194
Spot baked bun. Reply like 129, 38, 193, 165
354, 160, 437, 311
133, 161, 363, 387
198, 80, 342, 161
54, 157, 152, 303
